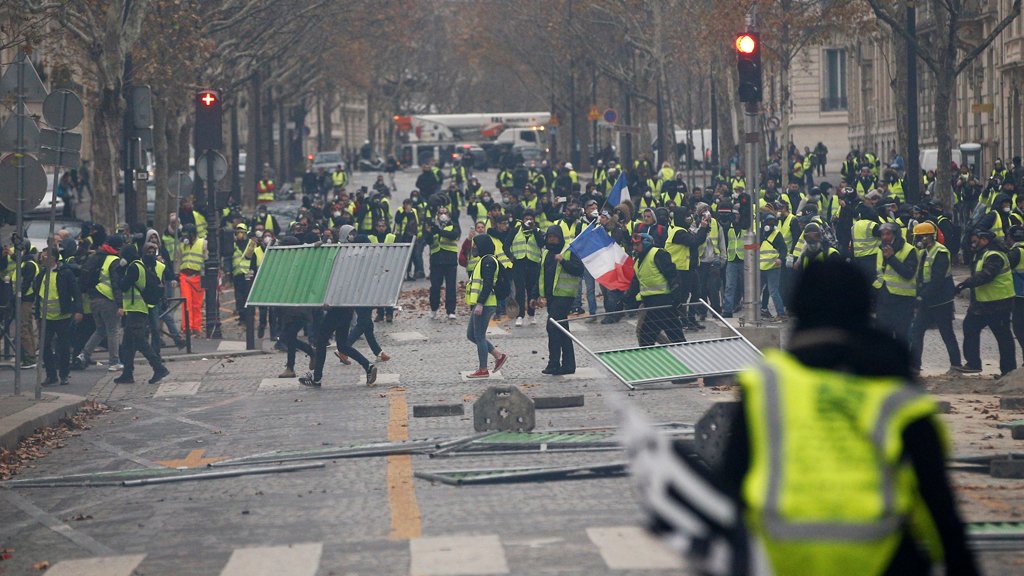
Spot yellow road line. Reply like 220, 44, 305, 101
386, 387, 422, 540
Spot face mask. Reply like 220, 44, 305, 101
763, 225, 772, 233
439, 214, 450, 224
971, 242, 979, 250
143, 254, 157, 266
119, 258, 128, 267
589, 210, 598, 218
644, 192, 652, 198
915, 241, 925, 250
263, 237, 272, 246
806, 242, 821, 252
333, 211, 341, 217
1004, 207, 1012, 214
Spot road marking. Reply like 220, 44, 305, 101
258, 378, 301, 392
410, 534, 509, 575
132, 404, 222, 432
220, 543, 322, 576
560, 367, 599, 380
156, 449, 226, 469
460, 370, 504, 381
81, 438, 162, 469
586, 526, 684, 570
154, 380, 201, 397
44, 554, 146, 576
2, 491, 115, 556
390, 331, 428, 342
570, 323, 589, 332
375, 373, 401, 385
626, 319, 638, 326
217, 340, 248, 352
387, 387, 421, 540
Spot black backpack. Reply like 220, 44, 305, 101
135, 261, 164, 306
488, 255, 512, 301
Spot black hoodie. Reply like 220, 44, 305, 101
541, 225, 584, 298
472, 234, 498, 305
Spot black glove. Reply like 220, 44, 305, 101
955, 282, 966, 295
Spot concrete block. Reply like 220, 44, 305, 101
990, 458, 1024, 479
533, 395, 585, 409
1012, 425, 1024, 440
473, 386, 535, 432
412, 404, 465, 418
936, 401, 952, 414
1000, 397, 1024, 411
736, 325, 781, 350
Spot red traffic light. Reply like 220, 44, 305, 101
198, 90, 219, 107
736, 34, 757, 54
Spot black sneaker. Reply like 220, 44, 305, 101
299, 372, 321, 387
114, 375, 135, 384
41, 376, 58, 387
59, 377, 70, 386
148, 367, 170, 385
542, 366, 559, 375
365, 364, 378, 387
70, 357, 85, 371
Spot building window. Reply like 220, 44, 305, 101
821, 48, 848, 112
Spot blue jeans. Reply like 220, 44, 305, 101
724, 260, 744, 314
600, 285, 623, 313
573, 272, 598, 314
761, 267, 785, 316
466, 305, 496, 369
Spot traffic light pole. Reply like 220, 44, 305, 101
204, 149, 221, 339
742, 101, 762, 326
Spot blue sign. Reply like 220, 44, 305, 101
602, 109, 618, 124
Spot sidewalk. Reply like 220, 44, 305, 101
0, 337, 269, 451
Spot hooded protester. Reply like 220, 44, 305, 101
534, 226, 584, 375
274, 236, 316, 378
874, 221, 918, 346
113, 242, 169, 385
335, 234, 392, 369
648, 260, 978, 576
464, 234, 510, 378
78, 234, 126, 371
624, 232, 686, 346
666, 206, 710, 330
423, 205, 461, 319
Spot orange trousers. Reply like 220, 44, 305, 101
179, 273, 204, 334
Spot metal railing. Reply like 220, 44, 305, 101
160, 297, 192, 354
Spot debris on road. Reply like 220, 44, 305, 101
0, 401, 109, 480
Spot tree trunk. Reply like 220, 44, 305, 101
244, 75, 261, 213
933, 68, 955, 208
892, 20, 909, 153
90, 86, 124, 229
715, 66, 737, 176
780, 57, 791, 190
153, 95, 170, 234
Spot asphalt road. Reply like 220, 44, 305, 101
0, 169, 1017, 575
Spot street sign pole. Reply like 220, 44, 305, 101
739, 13, 763, 326
13, 56, 26, 396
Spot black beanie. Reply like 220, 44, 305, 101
790, 260, 871, 333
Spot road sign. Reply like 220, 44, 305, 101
42, 90, 84, 130
168, 172, 193, 198
766, 116, 780, 130
588, 105, 600, 121
549, 113, 561, 127
38, 129, 82, 167
0, 153, 47, 212
0, 54, 48, 103
196, 151, 228, 183
613, 124, 641, 134
0, 109, 39, 152
603, 108, 618, 124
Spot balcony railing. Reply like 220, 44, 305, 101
821, 96, 848, 112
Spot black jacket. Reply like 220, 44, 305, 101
473, 235, 498, 305
541, 226, 584, 298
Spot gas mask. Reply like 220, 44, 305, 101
644, 192, 653, 199
915, 241, 925, 250
1003, 206, 1012, 214
438, 213, 450, 225
119, 258, 128, 267
333, 211, 341, 218
143, 254, 157, 267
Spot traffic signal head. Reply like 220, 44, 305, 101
736, 32, 762, 103
195, 89, 223, 151
737, 192, 752, 229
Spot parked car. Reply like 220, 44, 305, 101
25, 219, 81, 252
312, 151, 345, 173
25, 172, 65, 218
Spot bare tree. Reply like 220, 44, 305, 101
867, 0, 1022, 207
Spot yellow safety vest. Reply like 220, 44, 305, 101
41, 270, 70, 321
778, 214, 795, 250
181, 239, 205, 272
989, 209, 1005, 243
465, 254, 499, 307
740, 350, 943, 576
539, 247, 578, 298
919, 243, 952, 284
124, 261, 149, 314
664, 226, 692, 271
369, 233, 397, 244
875, 242, 916, 297
634, 247, 671, 298
702, 218, 722, 259
492, 237, 514, 269
852, 220, 880, 258
12, 259, 40, 298
889, 180, 905, 203
151, 260, 167, 310
727, 227, 745, 262
800, 247, 840, 268
510, 228, 542, 263
95, 256, 117, 300
759, 230, 781, 271
974, 250, 1015, 302
192, 211, 208, 239
232, 243, 251, 277
430, 225, 459, 254
331, 171, 347, 188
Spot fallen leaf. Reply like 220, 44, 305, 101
32, 560, 49, 570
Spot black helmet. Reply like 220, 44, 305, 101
1009, 225, 1024, 243
973, 229, 997, 241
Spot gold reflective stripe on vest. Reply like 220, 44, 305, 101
877, 243, 916, 296
852, 220, 880, 257
758, 365, 907, 541
975, 250, 1015, 302
664, 226, 691, 271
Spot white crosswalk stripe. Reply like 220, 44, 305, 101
586, 526, 684, 570
44, 554, 146, 576
217, 340, 248, 352
219, 542, 322, 576
410, 534, 509, 575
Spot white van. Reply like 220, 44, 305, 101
919, 149, 962, 172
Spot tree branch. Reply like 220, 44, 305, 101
865, 0, 940, 74
955, 0, 1022, 75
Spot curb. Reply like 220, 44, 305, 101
162, 349, 269, 363
0, 392, 86, 452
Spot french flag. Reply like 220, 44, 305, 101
606, 171, 630, 207
569, 224, 634, 291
